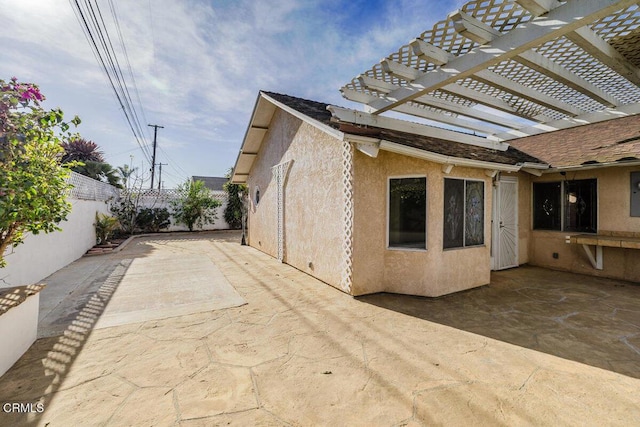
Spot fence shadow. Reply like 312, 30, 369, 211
358, 266, 640, 379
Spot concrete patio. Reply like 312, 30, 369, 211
0, 231, 638, 426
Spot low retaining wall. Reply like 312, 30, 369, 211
0, 285, 44, 377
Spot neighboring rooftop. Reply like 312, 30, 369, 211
192, 176, 228, 192
509, 113, 640, 168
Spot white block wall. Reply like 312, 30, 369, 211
0, 199, 111, 287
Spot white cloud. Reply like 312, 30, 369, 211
0, 0, 463, 187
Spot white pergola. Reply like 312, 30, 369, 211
338, 0, 640, 150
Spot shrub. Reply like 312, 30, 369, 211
136, 207, 171, 233
171, 180, 221, 231
0, 77, 81, 267
110, 197, 138, 235
94, 213, 119, 244
223, 177, 246, 230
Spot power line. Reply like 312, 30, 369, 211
158, 146, 190, 177
155, 142, 190, 178
69, 0, 152, 167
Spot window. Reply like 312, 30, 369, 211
443, 178, 485, 249
254, 186, 260, 206
533, 182, 561, 230
388, 177, 426, 249
533, 179, 597, 232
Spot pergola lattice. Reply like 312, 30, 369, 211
338, 0, 640, 149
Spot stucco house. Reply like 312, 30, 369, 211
509, 115, 640, 280
231, 0, 640, 297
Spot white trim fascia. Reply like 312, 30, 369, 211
328, 105, 510, 151
521, 168, 544, 176
260, 92, 344, 140
521, 162, 549, 170
379, 140, 521, 172
543, 160, 640, 173
521, 161, 550, 175
344, 135, 381, 158
231, 92, 268, 183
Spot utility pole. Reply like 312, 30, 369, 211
148, 124, 164, 189
157, 163, 168, 190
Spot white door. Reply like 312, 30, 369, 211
495, 177, 518, 270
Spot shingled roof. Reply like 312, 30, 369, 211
264, 91, 543, 167
509, 114, 640, 169
192, 176, 227, 192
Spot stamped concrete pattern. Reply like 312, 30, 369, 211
0, 231, 639, 426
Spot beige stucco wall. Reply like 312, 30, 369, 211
247, 109, 345, 289
517, 172, 532, 265
351, 150, 492, 297
528, 166, 640, 282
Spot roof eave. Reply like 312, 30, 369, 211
231, 92, 345, 184
377, 139, 524, 173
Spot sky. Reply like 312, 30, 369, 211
0, 0, 465, 189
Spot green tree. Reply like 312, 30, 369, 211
74, 160, 122, 188
223, 169, 246, 229
170, 180, 221, 231
0, 77, 80, 267
117, 164, 137, 189
61, 136, 121, 188
61, 137, 104, 163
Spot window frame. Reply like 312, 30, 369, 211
532, 179, 598, 233
443, 177, 486, 250
386, 175, 428, 252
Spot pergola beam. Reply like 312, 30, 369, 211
359, 71, 527, 129
439, 83, 522, 116
351, 78, 518, 134
473, 69, 585, 116
357, 75, 397, 94
392, 44, 585, 117
410, 38, 450, 65
381, 59, 422, 81
489, 102, 640, 140
515, 0, 562, 17
515, 50, 619, 107
328, 105, 509, 151
516, 0, 640, 87
414, 93, 526, 129
391, 103, 502, 135
451, 10, 620, 108
449, 10, 502, 45
367, 0, 637, 114
566, 27, 640, 87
